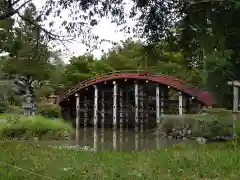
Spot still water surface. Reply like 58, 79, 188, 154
10, 112, 239, 151
19, 127, 185, 152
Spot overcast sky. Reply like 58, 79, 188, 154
33, 0, 134, 61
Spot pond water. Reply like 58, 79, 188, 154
10, 111, 238, 152
74, 127, 185, 151
16, 127, 185, 152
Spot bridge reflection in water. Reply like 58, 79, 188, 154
74, 126, 184, 151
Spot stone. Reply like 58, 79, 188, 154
0, 119, 7, 123
196, 137, 207, 144
33, 137, 39, 141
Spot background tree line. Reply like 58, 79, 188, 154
0, 0, 239, 109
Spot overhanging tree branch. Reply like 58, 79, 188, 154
17, 12, 75, 42
0, 0, 32, 20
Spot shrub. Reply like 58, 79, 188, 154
0, 100, 11, 114
36, 103, 61, 118
0, 114, 73, 140
233, 116, 240, 143
162, 112, 233, 140
193, 112, 233, 139
8, 106, 24, 114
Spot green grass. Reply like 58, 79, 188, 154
0, 142, 239, 179
0, 114, 73, 140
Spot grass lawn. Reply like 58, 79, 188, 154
0, 142, 239, 180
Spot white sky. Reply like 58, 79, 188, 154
33, 0, 135, 61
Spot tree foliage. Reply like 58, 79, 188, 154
0, 0, 239, 108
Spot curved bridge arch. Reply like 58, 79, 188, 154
58, 71, 213, 107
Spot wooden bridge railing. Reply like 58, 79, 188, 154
57, 70, 198, 103
58, 70, 150, 103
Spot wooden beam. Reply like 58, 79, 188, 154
227, 81, 240, 87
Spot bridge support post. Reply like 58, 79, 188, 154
119, 88, 123, 129
94, 85, 98, 126
84, 95, 88, 146
160, 90, 164, 115
113, 81, 117, 150
119, 88, 123, 150
233, 86, 239, 112
113, 81, 117, 128
101, 91, 105, 147
135, 82, 139, 128
139, 85, 144, 148
84, 95, 88, 127
145, 93, 149, 129
125, 88, 129, 141
139, 86, 144, 130
93, 85, 98, 150
156, 84, 160, 124
75, 93, 80, 143
179, 92, 183, 115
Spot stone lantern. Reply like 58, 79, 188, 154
22, 91, 36, 115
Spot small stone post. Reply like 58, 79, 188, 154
227, 81, 240, 112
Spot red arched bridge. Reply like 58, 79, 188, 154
58, 71, 213, 128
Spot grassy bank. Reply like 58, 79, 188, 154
0, 142, 239, 179
0, 114, 73, 140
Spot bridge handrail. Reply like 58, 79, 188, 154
58, 70, 200, 102
58, 70, 149, 102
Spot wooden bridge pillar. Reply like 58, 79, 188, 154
84, 95, 88, 127
93, 85, 98, 150
160, 90, 164, 115
139, 85, 144, 134
179, 92, 183, 115
84, 94, 88, 146
119, 88, 123, 128
94, 85, 98, 126
156, 84, 165, 123
101, 91, 105, 145
233, 86, 239, 112
135, 82, 139, 129
113, 81, 117, 150
113, 81, 117, 128
119, 88, 123, 149
75, 93, 80, 142
156, 84, 160, 124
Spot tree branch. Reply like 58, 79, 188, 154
0, 0, 32, 20
17, 12, 75, 42
12, 0, 21, 7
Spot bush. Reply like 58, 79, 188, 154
0, 100, 11, 114
0, 114, 73, 140
36, 103, 61, 118
8, 106, 24, 114
233, 116, 240, 142
192, 113, 233, 139
162, 112, 233, 140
